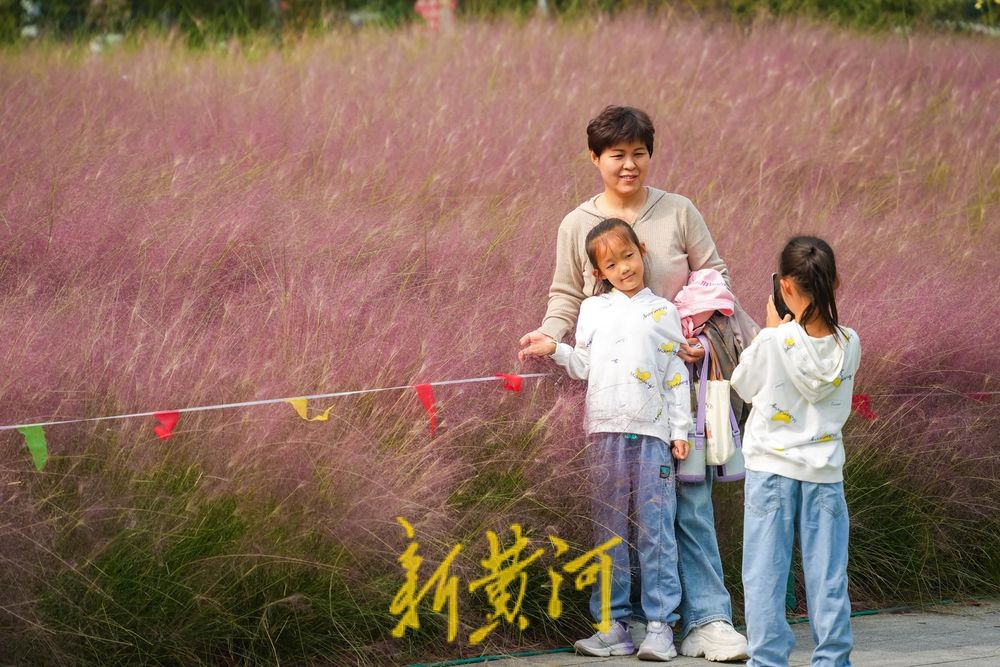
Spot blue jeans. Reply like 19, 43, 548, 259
675, 469, 735, 636
588, 433, 681, 625
742, 469, 853, 667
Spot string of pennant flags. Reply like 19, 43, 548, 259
1, 372, 995, 472
2, 373, 536, 472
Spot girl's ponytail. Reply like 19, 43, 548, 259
780, 236, 841, 340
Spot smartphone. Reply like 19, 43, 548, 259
772, 272, 792, 320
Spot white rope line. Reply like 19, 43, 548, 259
0, 377, 992, 433
868, 390, 999, 398
0, 373, 550, 432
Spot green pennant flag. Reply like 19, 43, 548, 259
17, 426, 48, 471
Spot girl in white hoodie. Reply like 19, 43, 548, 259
522, 218, 691, 661
731, 236, 861, 667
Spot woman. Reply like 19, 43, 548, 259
520, 105, 756, 662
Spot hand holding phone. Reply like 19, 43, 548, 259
772, 272, 792, 320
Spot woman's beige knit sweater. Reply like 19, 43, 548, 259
539, 187, 757, 344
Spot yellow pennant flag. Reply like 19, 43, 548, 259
287, 398, 335, 422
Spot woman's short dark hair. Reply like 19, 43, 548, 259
586, 106, 655, 158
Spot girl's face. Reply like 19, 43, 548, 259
591, 139, 649, 202
592, 233, 646, 297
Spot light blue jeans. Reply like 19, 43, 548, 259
742, 469, 853, 667
588, 433, 681, 625
675, 469, 735, 636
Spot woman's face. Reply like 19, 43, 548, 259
591, 139, 650, 201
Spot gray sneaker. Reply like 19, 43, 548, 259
574, 620, 636, 657
637, 621, 677, 661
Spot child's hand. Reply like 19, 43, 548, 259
671, 439, 690, 460
766, 295, 793, 328
518, 330, 557, 361
678, 338, 705, 363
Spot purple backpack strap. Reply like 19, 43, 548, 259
690, 334, 711, 451
715, 341, 746, 482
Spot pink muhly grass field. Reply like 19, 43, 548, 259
0, 14, 998, 663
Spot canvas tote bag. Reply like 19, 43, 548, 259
703, 337, 737, 465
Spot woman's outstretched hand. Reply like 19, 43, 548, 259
678, 338, 705, 364
518, 329, 556, 362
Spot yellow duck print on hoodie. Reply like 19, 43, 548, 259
647, 308, 668, 322
832, 370, 853, 388
632, 368, 652, 387
770, 403, 796, 424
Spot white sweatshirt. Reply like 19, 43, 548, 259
552, 288, 692, 444
731, 321, 861, 483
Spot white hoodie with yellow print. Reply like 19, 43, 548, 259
551, 288, 692, 445
731, 320, 861, 483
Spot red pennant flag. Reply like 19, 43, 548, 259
851, 395, 877, 421
413, 384, 437, 436
968, 392, 991, 402
496, 373, 523, 392
153, 411, 180, 440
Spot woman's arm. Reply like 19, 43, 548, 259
538, 217, 587, 343
682, 200, 731, 287
680, 198, 751, 358
679, 199, 763, 346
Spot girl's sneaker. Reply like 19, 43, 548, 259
637, 621, 677, 661
574, 620, 635, 656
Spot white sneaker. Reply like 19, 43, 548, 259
628, 618, 648, 646
637, 621, 677, 661
679, 621, 749, 661
574, 620, 635, 657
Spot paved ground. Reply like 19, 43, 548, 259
473, 601, 1000, 667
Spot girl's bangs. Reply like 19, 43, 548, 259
590, 226, 640, 260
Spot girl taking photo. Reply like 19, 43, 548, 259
732, 236, 861, 667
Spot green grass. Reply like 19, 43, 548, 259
844, 440, 1000, 606
4, 417, 998, 663
4, 0, 999, 44
10, 451, 401, 666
